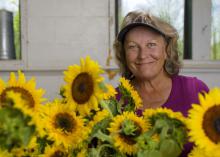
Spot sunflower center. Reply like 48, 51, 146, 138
214, 118, 220, 133
119, 121, 141, 145
203, 105, 220, 144
0, 87, 35, 108
71, 72, 94, 104
54, 113, 75, 133
51, 150, 66, 157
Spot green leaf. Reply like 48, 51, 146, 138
102, 99, 119, 116
0, 107, 35, 150
88, 145, 125, 157
37, 136, 54, 153
154, 119, 168, 130
159, 139, 182, 157
99, 100, 114, 117
88, 148, 99, 157
89, 117, 111, 139
160, 126, 170, 140
20, 125, 35, 146
98, 82, 108, 92
137, 130, 159, 151
172, 126, 187, 147
138, 150, 162, 157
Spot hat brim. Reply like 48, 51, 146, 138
117, 22, 166, 42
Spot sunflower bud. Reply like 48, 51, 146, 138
121, 119, 138, 136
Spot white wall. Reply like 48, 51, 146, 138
0, 0, 220, 100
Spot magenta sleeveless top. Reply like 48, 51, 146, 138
136, 75, 209, 116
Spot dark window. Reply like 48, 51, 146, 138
0, 0, 21, 60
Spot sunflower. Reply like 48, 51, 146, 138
143, 107, 186, 124
108, 112, 149, 155
0, 71, 45, 117
40, 101, 88, 148
43, 145, 69, 157
119, 77, 143, 110
187, 88, 220, 154
189, 147, 212, 157
63, 56, 105, 116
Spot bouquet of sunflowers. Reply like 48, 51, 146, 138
0, 56, 189, 157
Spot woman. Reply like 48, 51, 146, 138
114, 10, 209, 157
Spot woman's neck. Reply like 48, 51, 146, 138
132, 72, 172, 109
133, 72, 171, 92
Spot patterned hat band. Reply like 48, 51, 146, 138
117, 15, 167, 42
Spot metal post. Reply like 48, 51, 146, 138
0, 9, 16, 60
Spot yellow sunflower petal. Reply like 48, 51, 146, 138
18, 70, 26, 84
8, 72, 16, 85
103, 84, 116, 99
189, 147, 212, 157
187, 88, 220, 153
143, 107, 186, 124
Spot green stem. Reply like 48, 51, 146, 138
99, 100, 113, 118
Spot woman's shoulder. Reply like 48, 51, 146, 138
166, 75, 209, 116
172, 75, 209, 93
173, 74, 200, 81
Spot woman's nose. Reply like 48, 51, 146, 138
138, 46, 149, 58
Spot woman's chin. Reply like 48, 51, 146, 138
135, 73, 156, 80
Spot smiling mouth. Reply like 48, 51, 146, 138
135, 61, 154, 65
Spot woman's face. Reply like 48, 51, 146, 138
124, 26, 167, 80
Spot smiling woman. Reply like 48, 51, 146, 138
114, 10, 209, 157
118, 0, 220, 61
118, 0, 184, 58
115, 11, 180, 79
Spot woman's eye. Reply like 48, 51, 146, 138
147, 43, 156, 48
127, 45, 138, 50
129, 45, 135, 48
